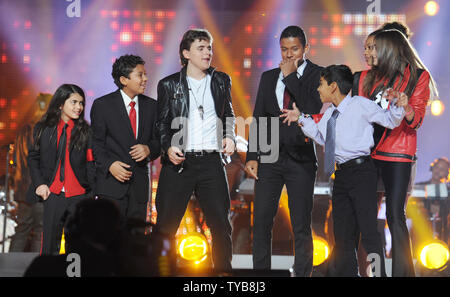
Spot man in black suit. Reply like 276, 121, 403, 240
245, 26, 323, 276
90, 55, 160, 224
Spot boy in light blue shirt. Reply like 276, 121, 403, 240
281, 64, 408, 276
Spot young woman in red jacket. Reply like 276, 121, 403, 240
354, 29, 438, 276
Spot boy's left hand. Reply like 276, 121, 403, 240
130, 144, 150, 162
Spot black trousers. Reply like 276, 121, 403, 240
253, 151, 316, 276
98, 174, 149, 225
155, 153, 232, 272
42, 192, 85, 255
9, 201, 43, 253
374, 159, 415, 277
332, 159, 386, 277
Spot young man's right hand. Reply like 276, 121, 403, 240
245, 160, 259, 180
109, 161, 132, 182
168, 146, 185, 165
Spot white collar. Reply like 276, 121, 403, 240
120, 89, 138, 107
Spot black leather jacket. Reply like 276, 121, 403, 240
156, 66, 236, 163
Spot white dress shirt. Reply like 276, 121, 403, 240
275, 60, 308, 110
120, 89, 139, 138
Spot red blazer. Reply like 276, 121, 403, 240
356, 66, 430, 162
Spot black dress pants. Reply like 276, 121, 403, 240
332, 159, 386, 277
374, 159, 415, 277
155, 153, 232, 272
42, 192, 85, 255
253, 151, 316, 276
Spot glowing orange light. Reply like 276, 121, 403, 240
420, 241, 449, 270
425, 1, 439, 16
313, 237, 330, 266
430, 99, 444, 116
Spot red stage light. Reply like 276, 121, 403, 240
10, 110, 18, 120
1, 54, 7, 63
10, 122, 17, 130
310, 27, 318, 35
266, 60, 273, 68
167, 11, 176, 19
245, 25, 253, 34
256, 60, 262, 68
244, 48, 252, 55
0, 98, 7, 108
111, 10, 119, 18
110, 21, 119, 31
155, 22, 164, 32
133, 22, 141, 31
24, 20, 32, 29
123, 10, 131, 18
310, 38, 317, 46
100, 10, 108, 18
111, 44, 118, 51
154, 44, 163, 53
256, 48, 262, 55
245, 71, 251, 77
24, 43, 31, 51
234, 71, 241, 77
155, 57, 162, 65
223, 36, 230, 43
0, 133, 4, 141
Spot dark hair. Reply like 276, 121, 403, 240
179, 29, 213, 67
280, 25, 307, 47
379, 21, 412, 39
320, 65, 354, 95
111, 54, 145, 89
33, 84, 90, 151
363, 29, 438, 99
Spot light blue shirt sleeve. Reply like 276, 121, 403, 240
299, 115, 325, 146
359, 97, 406, 129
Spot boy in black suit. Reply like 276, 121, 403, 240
90, 55, 160, 224
245, 26, 323, 276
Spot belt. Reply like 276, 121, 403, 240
336, 156, 370, 170
184, 150, 219, 157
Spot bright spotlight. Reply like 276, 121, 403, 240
430, 99, 445, 116
424, 1, 439, 16
178, 233, 209, 264
419, 241, 449, 270
313, 237, 330, 266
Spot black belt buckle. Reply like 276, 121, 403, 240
337, 156, 369, 170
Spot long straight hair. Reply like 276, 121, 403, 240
33, 84, 90, 151
363, 29, 438, 100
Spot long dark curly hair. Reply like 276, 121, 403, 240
33, 84, 91, 151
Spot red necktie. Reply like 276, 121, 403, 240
283, 88, 291, 109
129, 101, 136, 138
